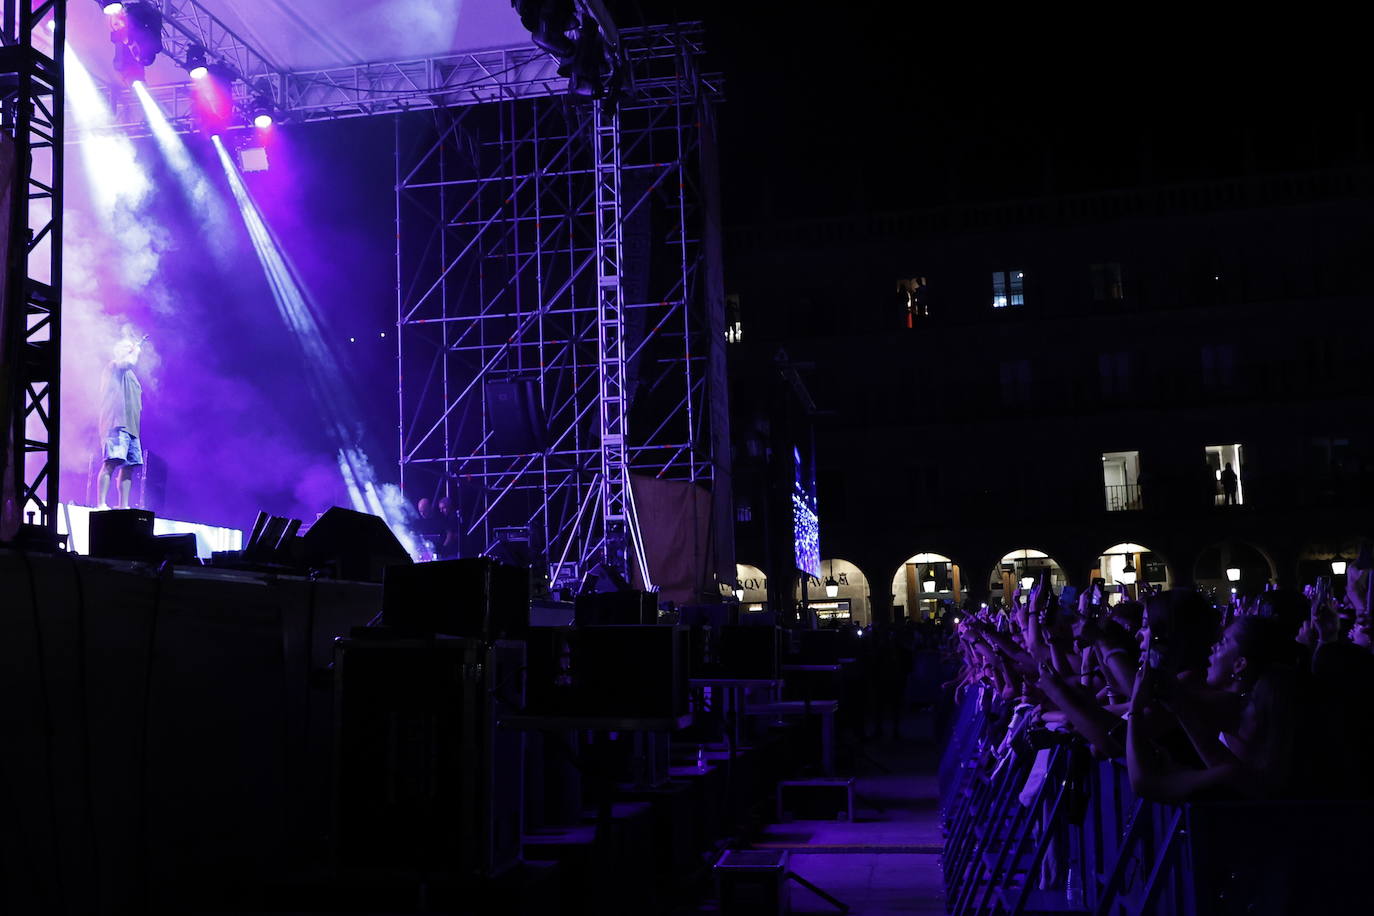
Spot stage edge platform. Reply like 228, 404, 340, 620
56, 502, 244, 559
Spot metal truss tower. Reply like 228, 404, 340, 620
397, 23, 727, 588
1, 1, 64, 538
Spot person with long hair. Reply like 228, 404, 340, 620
1126, 614, 1297, 802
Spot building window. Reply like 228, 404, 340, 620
1102, 450, 1143, 511
1205, 444, 1244, 506
1098, 352, 1132, 401
992, 270, 1025, 308
999, 359, 1032, 406
1091, 262, 1124, 301
725, 293, 743, 343
1200, 344, 1235, 392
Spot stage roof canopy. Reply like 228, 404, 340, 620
68, 1, 536, 85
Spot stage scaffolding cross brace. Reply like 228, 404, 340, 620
397, 23, 725, 589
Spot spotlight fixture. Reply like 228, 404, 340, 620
567, 17, 607, 98
110, 1, 163, 67
249, 80, 276, 129
514, 0, 576, 58
1225, 567, 1241, 583
185, 44, 209, 79
1331, 558, 1347, 576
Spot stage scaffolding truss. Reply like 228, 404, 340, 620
397, 23, 725, 587
1, 1, 65, 537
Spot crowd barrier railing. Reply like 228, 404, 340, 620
940, 688, 1374, 915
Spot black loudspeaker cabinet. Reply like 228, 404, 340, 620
88, 508, 155, 559
152, 532, 199, 564
383, 557, 530, 638
574, 589, 658, 625
690, 624, 781, 679
718, 625, 782, 679
301, 506, 412, 583
525, 625, 688, 722
794, 628, 844, 664
484, 379, 547, 455
334, 637, 525, 878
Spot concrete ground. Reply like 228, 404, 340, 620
708, 709, 948, 915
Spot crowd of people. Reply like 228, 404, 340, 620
949, 565, 1374, 802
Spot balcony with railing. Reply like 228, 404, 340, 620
1104, 483, 1142, 511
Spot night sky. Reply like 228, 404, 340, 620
626, 3, 1367, 236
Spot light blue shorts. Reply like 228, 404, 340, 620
103, 427, 144, 467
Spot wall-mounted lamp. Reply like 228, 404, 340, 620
1226, 567, 1241, 583
1019, 576, 1035, 590
1119, 556, 1137, 586
1331, 559, 1347, 576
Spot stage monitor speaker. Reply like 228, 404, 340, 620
383, 556, 530, 638
301, 506, 412, 583
88, 508, 155, 559
152, 532, 199, 564
484, 379, 547, 455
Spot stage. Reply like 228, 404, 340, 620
56, 503, 243, 559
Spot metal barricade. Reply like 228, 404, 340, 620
942, 691, 1374, 915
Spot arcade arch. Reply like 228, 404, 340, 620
1192, 540, 1276, 595
1096, 542, 1171, 601
890, 552, 968, 621
796, 558, 872, 626
987, 548, 1068, 606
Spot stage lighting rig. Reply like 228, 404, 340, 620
184, 44, 209, 79
567, 17, 608, 98
108, 1, 163, 65
513, 0, 576, 58
247, 79, 277, 128
513, 1, 620, 101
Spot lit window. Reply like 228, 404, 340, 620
992, 270, 1025, 308
725, 293, 743, 343
1205, 444, 1244, 506
1102, 451, 1143, 511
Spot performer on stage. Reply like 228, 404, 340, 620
96, 335, 146, 510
